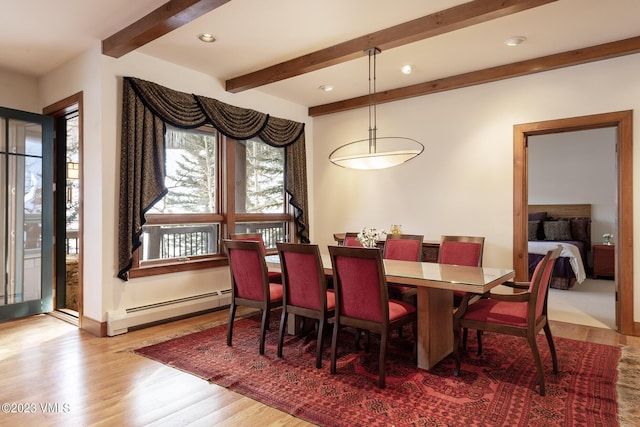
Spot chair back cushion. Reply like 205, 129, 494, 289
226, 241, 266, 301
439, 241, 482, 266
384, 239, 422, 261
230, 233, 267, 255
281, 250, 322, 310
343, 236, 364, 247
330, 247, 384, 322
529, 249, 559, 319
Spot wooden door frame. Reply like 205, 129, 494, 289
513, 110, 636, 336
43, 92, 84, 328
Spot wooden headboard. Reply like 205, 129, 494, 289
529, 204, 591, 219
528, 204, 592, 248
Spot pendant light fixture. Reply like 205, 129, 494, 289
329, 48, 424, 170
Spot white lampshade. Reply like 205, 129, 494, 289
329, 136, 423, 170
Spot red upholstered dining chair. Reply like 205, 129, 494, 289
276, 243, 336, 368
439, 235, 485, 349
453, 246, 562, 396
384, 233, 423, 304
439, 235, 485, 304
439, 235, 484, 267
328, 245, 417, 388
223, 239, 283, 355
230, 232, 282, 284
342, 232, 364, 247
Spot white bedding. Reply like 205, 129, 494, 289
528, 241, 586, 284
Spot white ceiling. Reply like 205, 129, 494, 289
2, 0, 640, 108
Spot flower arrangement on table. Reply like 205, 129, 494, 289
603, 233, 613, 245
357, 227, 387, 248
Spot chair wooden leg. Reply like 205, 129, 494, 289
543, 323, 558, 374
316, 318, 325, 369
330, 320, 340, 375
412, 320, 418, 364
453, 323, 462, 376
259, 308, 268, 355
297, 316, 306, 338
277, 310, 288, 358
462, 328, 468, 350
379, 332, 388, 389
354, 329, 371, 351
477, 330, 483, 356
527, 334, 546, 396
227, 303, 237, 347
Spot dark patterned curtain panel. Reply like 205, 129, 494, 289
118, 77, 309, 281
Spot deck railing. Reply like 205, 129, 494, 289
233, 222, 287, 249
136, 222, 287, 261
66, 230, 79, 255
142, 224, 219, 260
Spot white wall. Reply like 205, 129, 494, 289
0, 68, 39, 113
529, 128, 617, 242
39, 44, 105, 320
312, 54, 640, 322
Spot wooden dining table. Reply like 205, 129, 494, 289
267, 253, 515, 370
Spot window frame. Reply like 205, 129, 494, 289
128, 127, 293, 278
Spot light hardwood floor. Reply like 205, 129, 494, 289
1, 308, 638, 427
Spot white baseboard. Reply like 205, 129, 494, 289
106, 290, 231, 336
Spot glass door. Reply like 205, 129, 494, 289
0, 107, 53, 320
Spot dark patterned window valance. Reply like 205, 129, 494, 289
118, 77, 309, 280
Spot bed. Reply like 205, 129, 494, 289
528, 204, 591, 290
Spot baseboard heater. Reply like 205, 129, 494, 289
106, 290, 231, 336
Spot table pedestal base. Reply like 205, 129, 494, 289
416, 287, 453, 370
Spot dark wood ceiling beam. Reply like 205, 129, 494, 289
102, 0, 231, 58
225, 0, 558, 93
308, 35, 640, 117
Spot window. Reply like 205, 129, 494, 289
130, 126, 292, 277
232, 138, 288, 250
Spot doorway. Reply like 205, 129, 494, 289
528, 128, 616, 329
44, 93, 83, 325
513, 110, 634, 336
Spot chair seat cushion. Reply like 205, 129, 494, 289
326, 290, 336, 310
462, 299, 528, 327
388, 300, 416, 321
269, 283, 284, 302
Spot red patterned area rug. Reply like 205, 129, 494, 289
134, 312, 623, 427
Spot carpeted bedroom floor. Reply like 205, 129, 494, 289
548, 277, 616, 330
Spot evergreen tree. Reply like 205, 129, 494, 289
243, 139, 284, 213
160, 128, 217, 213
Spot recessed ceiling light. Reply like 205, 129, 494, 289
319, 85, 334, 92
198, 33, 216, 43
401, 65, 413, 75
504, 36, 526, 47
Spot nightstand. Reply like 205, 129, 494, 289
593, 244, 615, 279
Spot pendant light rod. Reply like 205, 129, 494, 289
367, 48, 381, 155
